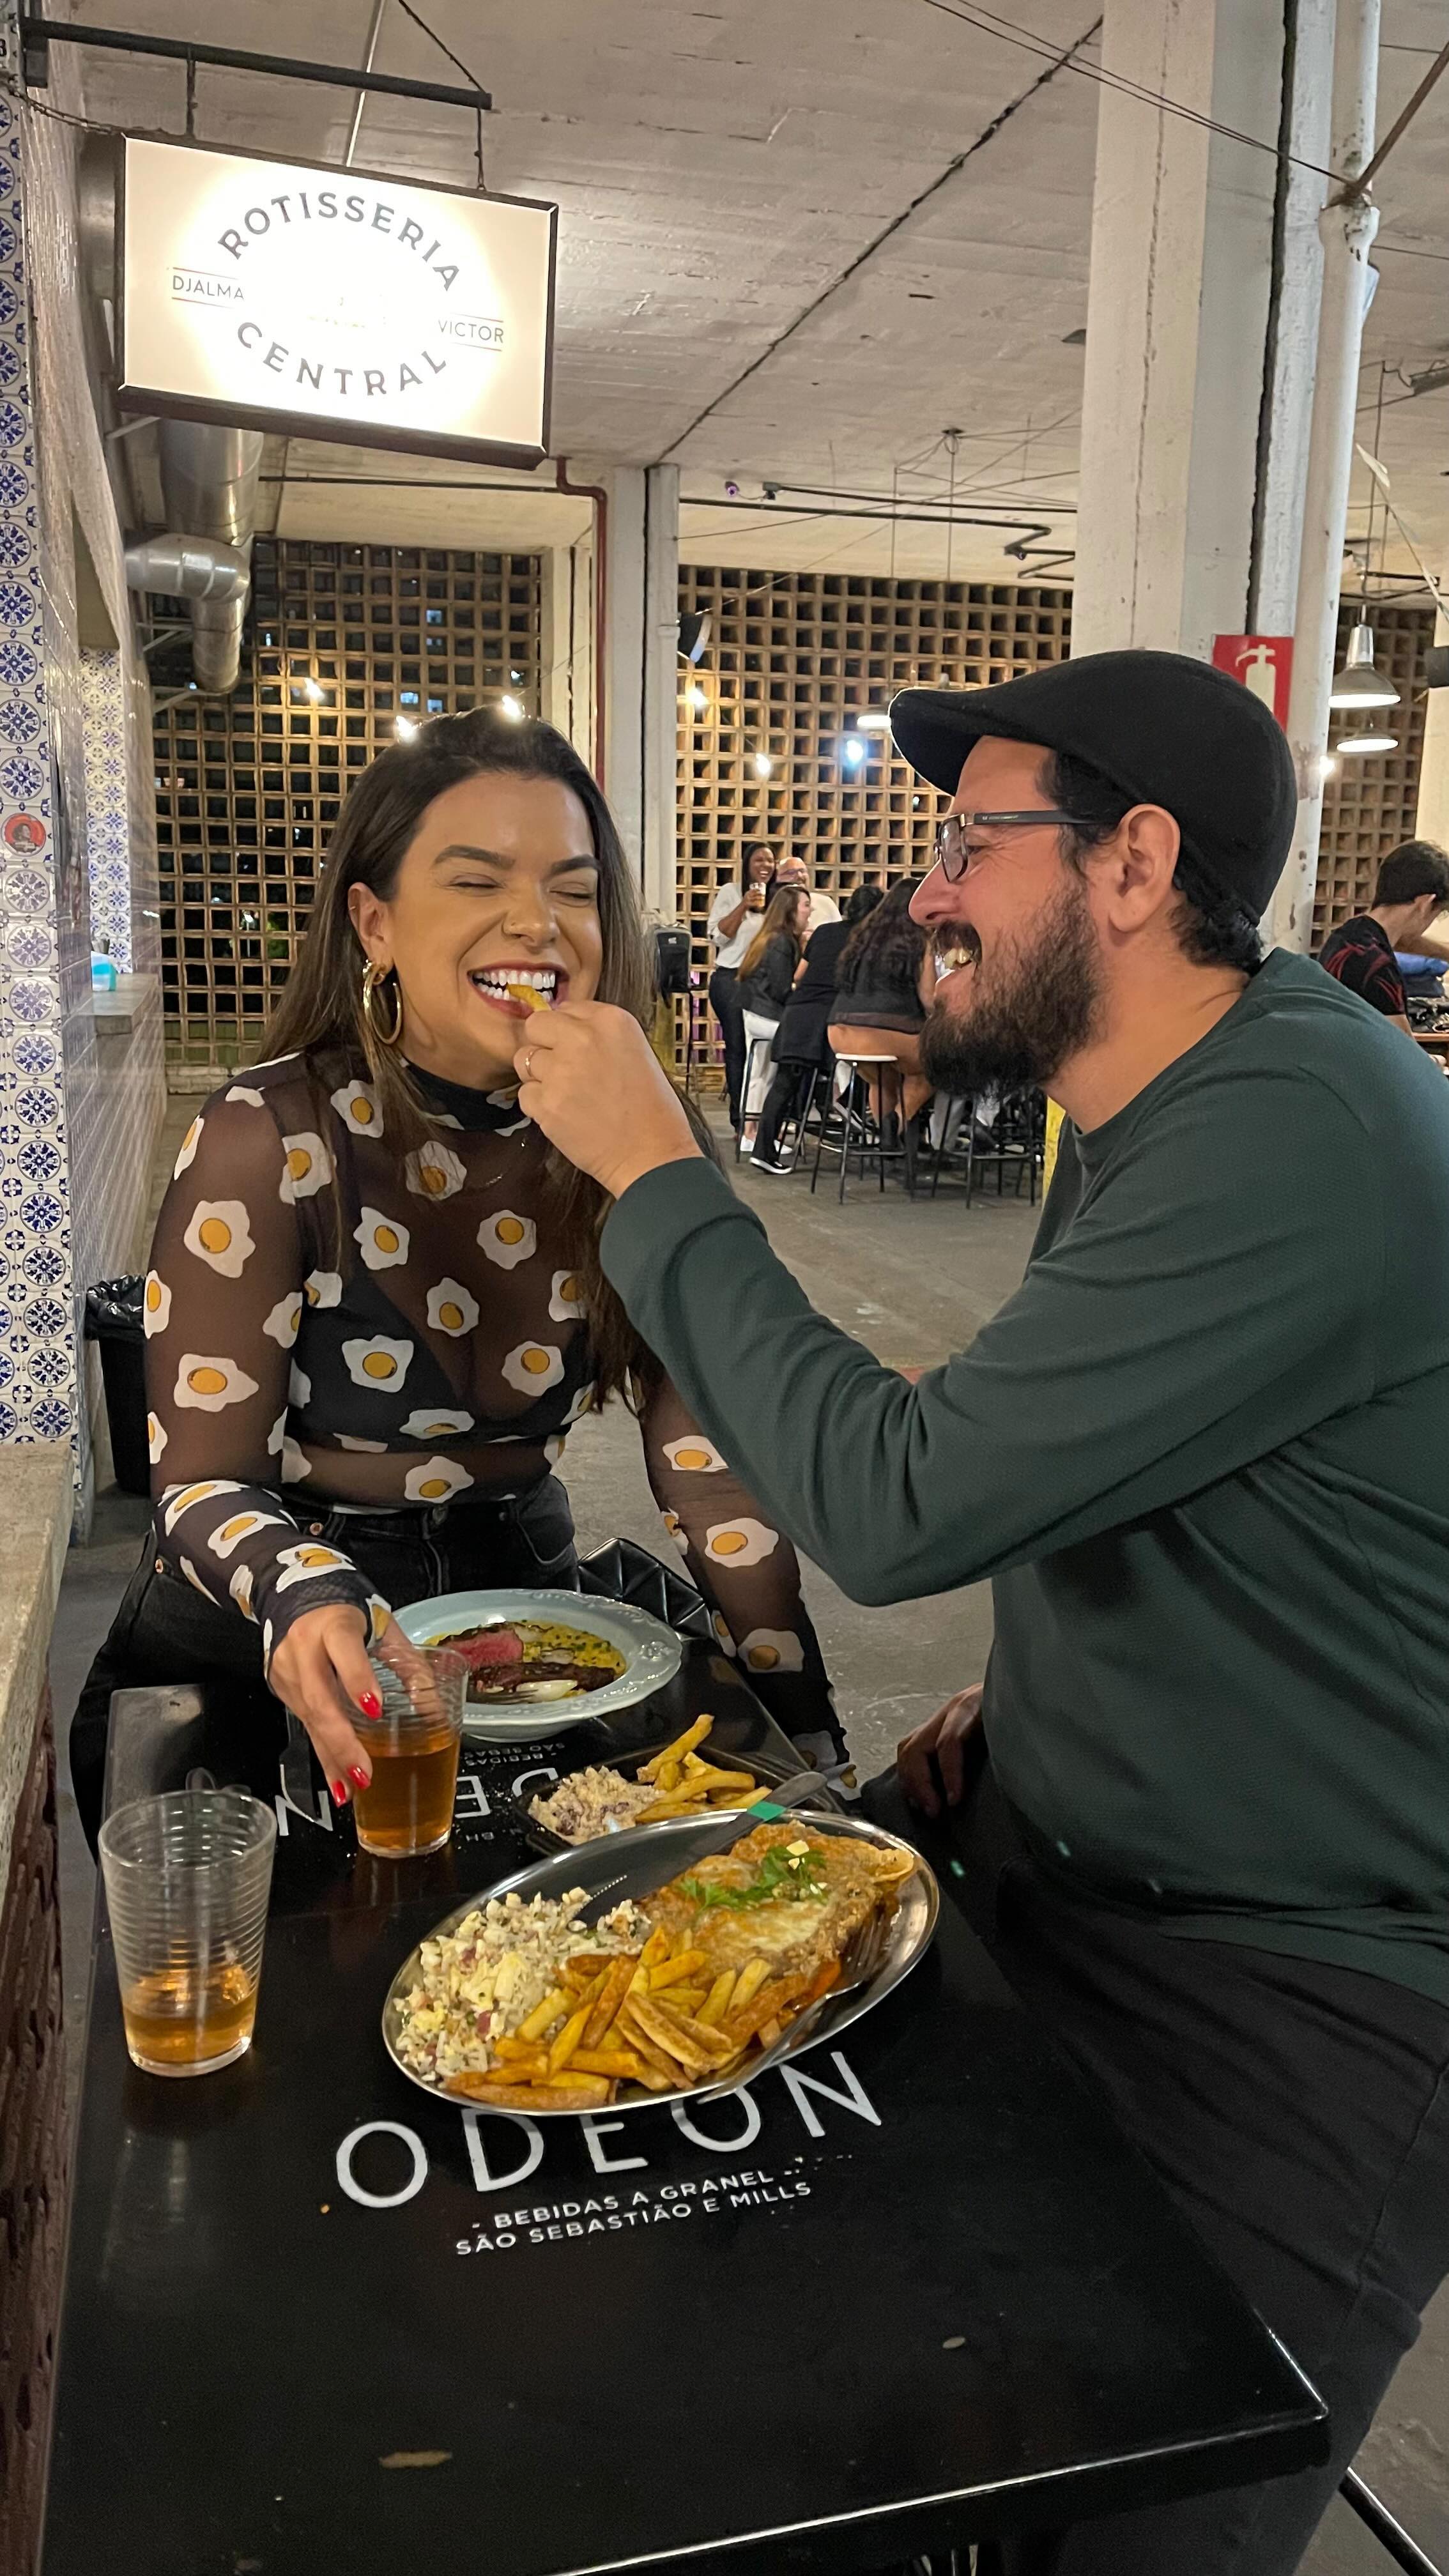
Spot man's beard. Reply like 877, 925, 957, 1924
920, 874, 1105, 1098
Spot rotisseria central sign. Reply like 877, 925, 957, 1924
119, 135, 556, 464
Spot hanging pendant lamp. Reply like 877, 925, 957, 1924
1328, 622, 1400, 711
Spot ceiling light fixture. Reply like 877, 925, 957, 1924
842, 737, 866, 769
302, 677, 324, 704
753, 751, 772, 779
687, 684, 707, 712
1335, 728, 1398, 756
1329, 622, 1400, 710
500, 694, 525, 722
854, 709, 892, 733
394, 715, 418, 742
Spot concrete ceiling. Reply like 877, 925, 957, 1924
65, 0, 1449, 587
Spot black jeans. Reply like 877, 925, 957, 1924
709, 965, 747, 1128
755, 1057, 819, 1166
71, 1476, 578, 1848
862, 1763, 1449, 2575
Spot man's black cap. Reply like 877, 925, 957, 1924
890, 648, 1296, 920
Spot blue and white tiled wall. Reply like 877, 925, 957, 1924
0, 83, 164, 1523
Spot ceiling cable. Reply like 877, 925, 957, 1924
918, 0, 1338, 183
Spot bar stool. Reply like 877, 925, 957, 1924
809, 1052, 901, 1202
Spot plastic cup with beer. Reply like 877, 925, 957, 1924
99, 1788, 277, 2078
351, 1646, 466, 1858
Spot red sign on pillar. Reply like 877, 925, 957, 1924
1211, 634, 1294, 730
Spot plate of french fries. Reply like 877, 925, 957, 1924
383, 1808, 936, 2117
523, 1712, 837, 1848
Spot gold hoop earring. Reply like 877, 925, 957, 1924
361, 960, 404, 1048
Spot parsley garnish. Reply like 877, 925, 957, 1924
681, 1844, 829, 1910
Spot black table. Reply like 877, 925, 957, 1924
44, 1644, 1326, 2576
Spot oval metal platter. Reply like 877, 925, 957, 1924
393, 1587, 684, 1741
382, 1810, 939, 2117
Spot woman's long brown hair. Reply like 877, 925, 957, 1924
263, 707, 674, 1402
738, 885, 808, 983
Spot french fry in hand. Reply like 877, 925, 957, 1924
505, 981, 551, 1015
638, 1717, 712, 1781
583, 1954, 636, 2049
518, 1986, 569, 2043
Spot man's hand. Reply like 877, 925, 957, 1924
516, 1001, 705, 1200
897, 1685, 983, 1817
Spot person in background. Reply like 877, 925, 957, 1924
775, 853, 842, 936
735, 885, 809, 1152
752, 883, 884, 1175
707, 843, 777, 1130
1317, 840, 1449, 1030
827, 878, 936, 1137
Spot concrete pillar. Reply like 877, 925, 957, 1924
642, 464, 681, 920
598, 464, 680, 913
1072, 0, 1300, 660
1414, 592, 1449, 854
1271, 0, 1381, 951
538, 542, 593, 758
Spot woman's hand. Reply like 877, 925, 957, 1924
266, 1604, 422, 1805
897, 1684, 984, 1817
516, 1001, 704, 1200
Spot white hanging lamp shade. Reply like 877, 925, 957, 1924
1328, 622, 1400, 710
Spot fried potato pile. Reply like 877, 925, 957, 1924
443, 1920, 840, 2111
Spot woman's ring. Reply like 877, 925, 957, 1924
523, 1046, 536, 1081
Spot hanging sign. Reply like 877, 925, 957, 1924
1211, 634, 1294, 730
118, 137, 556, 466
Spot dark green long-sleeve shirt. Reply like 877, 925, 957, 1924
603, 949, 1449, 2003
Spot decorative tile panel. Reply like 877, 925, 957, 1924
0, 69, 164, 1521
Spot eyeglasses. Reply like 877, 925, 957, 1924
934, 809, 1076, 883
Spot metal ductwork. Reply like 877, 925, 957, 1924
124, 533, 250, 602
78, 136, 265, 694
155, 423, 264, 695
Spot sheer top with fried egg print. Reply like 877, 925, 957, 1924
144, 1052, 838, 1757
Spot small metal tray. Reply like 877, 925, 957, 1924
382, 1812, 937, 2119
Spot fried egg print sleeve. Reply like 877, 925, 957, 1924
638, 1367, 844, 1767
144, 1086, 386, 1671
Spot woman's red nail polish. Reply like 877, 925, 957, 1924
348, 1765, 371, 1791
330, 1779, 349, 1807
358, 1690, 382, 1721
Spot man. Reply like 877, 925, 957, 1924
774, 851, 842, 935
707, 843, 776, 1128
1317, 838, 1449, 1027
516, 650, 1449, 2575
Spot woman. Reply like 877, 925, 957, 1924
72, 711, 839, 1839
706, 844, 777, 1131
735, 885, 809, 1150
751, 884, 884, 1175
827, 878, 935, 1135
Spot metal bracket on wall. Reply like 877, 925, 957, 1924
17, 15, 491, 115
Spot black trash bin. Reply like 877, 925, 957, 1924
84, 1276, 150, 1496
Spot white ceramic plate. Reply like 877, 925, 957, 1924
382, 1811, 938, 2116
392, 1586, 684, 1741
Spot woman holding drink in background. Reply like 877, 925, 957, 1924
73, 710, 841, 1845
